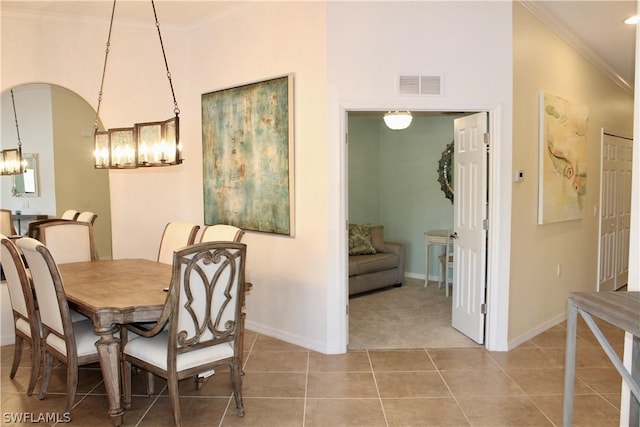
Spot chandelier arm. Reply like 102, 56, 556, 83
151, 0, 180, 115
94, 0, 117, 133
10, 89, 22, 149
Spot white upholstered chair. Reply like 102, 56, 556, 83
76, 211, 98, 225
123, 242, 247, 426
199, 224, 244, 243
16, 237, 100, 415
1, 234, 41, 395
1, 209, 17, 236
156, 222, 200, 265
60, 209, 80, 220
38, 220, 97, 264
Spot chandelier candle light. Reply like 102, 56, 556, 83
0, 89, 27, 176
93, 0, 182, 169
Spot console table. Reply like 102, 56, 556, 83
424, 229, 450, 287
563, 291, 640, 426
13, 213, 48, 235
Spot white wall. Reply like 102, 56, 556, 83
1, 1, 513, 352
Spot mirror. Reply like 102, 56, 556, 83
13, 153, 39, 196
437, 141, 454, 203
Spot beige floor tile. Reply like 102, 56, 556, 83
137, 395, 229, 427
383, 397, 470, 426
531, 394, 620, 426
242, 372, 306, 398
251, 335, 308, 352
506, 368, 593, 395
428, 348, 501, 371
441, 370, 524, 397
575, 366, 624, 394
306, 371, 379, 398
304, 398, 386, 427
243, 350, 309, 372
488, 347, 563, 370
220, 397, 305, 427
457, 395, 553, 426
308, 350, 371, 372
375, 370, 450, 398
368, 349, 435, 371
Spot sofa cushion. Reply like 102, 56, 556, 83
349, 252, 399, 276
348, 224, 376, 255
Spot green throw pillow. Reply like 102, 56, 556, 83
348, 224, 376, 255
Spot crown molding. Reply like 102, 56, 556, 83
519, 1, 633, 95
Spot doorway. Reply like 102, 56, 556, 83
345, 110, 488, 349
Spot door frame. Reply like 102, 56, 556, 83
339, 103, 510, 351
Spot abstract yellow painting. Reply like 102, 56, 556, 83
538, 92, 589, 224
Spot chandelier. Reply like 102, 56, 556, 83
0, 89, 26, 176
93, 0, 183, 169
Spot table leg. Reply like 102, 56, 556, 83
631, 335, 640, 426
562, 301, 578, 427
95, 328, 124, 427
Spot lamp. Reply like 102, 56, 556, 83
383, 111, 413, 130
93, 0, 182, 169
0, 89, 26, 176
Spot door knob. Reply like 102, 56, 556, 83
450, 232, 458, 239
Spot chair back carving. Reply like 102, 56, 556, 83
38, 220, 97, 264
157, 222, 200, 265
199, 224, 244, 243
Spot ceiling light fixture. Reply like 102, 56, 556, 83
383, 111, 413, 130
0, 89, 27, 176
93, 0, 182, 169
624, 15, 639, 25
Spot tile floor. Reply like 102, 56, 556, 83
0, 317, 627, 426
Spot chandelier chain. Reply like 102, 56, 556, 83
94, 0, 117, 133
10, 89, 22, 148
152, 0, 180, 116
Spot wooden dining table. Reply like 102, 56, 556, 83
58, 258, 172, 427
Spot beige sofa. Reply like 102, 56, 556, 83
348, 224, 406, 296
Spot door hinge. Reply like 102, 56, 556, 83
483, 219, 489, 230
481, 303, 487, 314
346, 305, 349, 315
483, 132, 490, 145
346, 132, 349, 145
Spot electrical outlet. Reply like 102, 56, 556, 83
556, 263, 562, 277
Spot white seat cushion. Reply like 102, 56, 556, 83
124, 331, 234, 372
15, 317, 32, 337
46, 319, 98, 358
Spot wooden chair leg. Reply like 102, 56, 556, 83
123, 360, 132, 409
64, 360, 79, 414
167, 375, 181, 427
26, 338, 40, 396
230, 361, 244, 417
10, 334, 24, 378
39, 351, 53, 400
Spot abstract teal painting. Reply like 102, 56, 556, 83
202, 75, 294, 235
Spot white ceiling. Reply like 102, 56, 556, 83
2, 1, 637, 89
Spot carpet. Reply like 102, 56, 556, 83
348, 277, 481, 350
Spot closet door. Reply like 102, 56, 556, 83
598, 131, 633, 291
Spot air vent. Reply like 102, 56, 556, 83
398, 74, 442, 95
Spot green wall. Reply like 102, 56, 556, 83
348, 113, 455, 278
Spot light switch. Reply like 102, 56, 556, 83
514, 170, 524, 183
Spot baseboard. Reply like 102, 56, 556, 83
507, 312, 566, 350
245, 320, 343, 354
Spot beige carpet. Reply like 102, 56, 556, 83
348, 277, 481, 349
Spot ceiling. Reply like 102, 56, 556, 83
2, 1, 637, 89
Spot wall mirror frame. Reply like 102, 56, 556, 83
437, 141, 454, 203
12, 152, 39, 197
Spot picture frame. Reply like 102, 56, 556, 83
538, 92, 588, 224
202, 75, 295, 235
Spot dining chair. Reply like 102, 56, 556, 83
60, 209, 80, 220
122, 242, 247, 426
1, 234, 41, 395
156, 222, 200, 265
76, 211, 98, 225
16, 237, 100, 415
1, 209, 17, 236
199, 224, 244, 243
38, 220, 97, 264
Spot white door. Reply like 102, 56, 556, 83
451, 112, 488, 344
598, 132, 633, 291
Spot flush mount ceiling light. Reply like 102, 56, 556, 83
383, 111, 413, 130
624, 15, 639, 25
0, 89, 27, 176
93, 0, 182, 169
